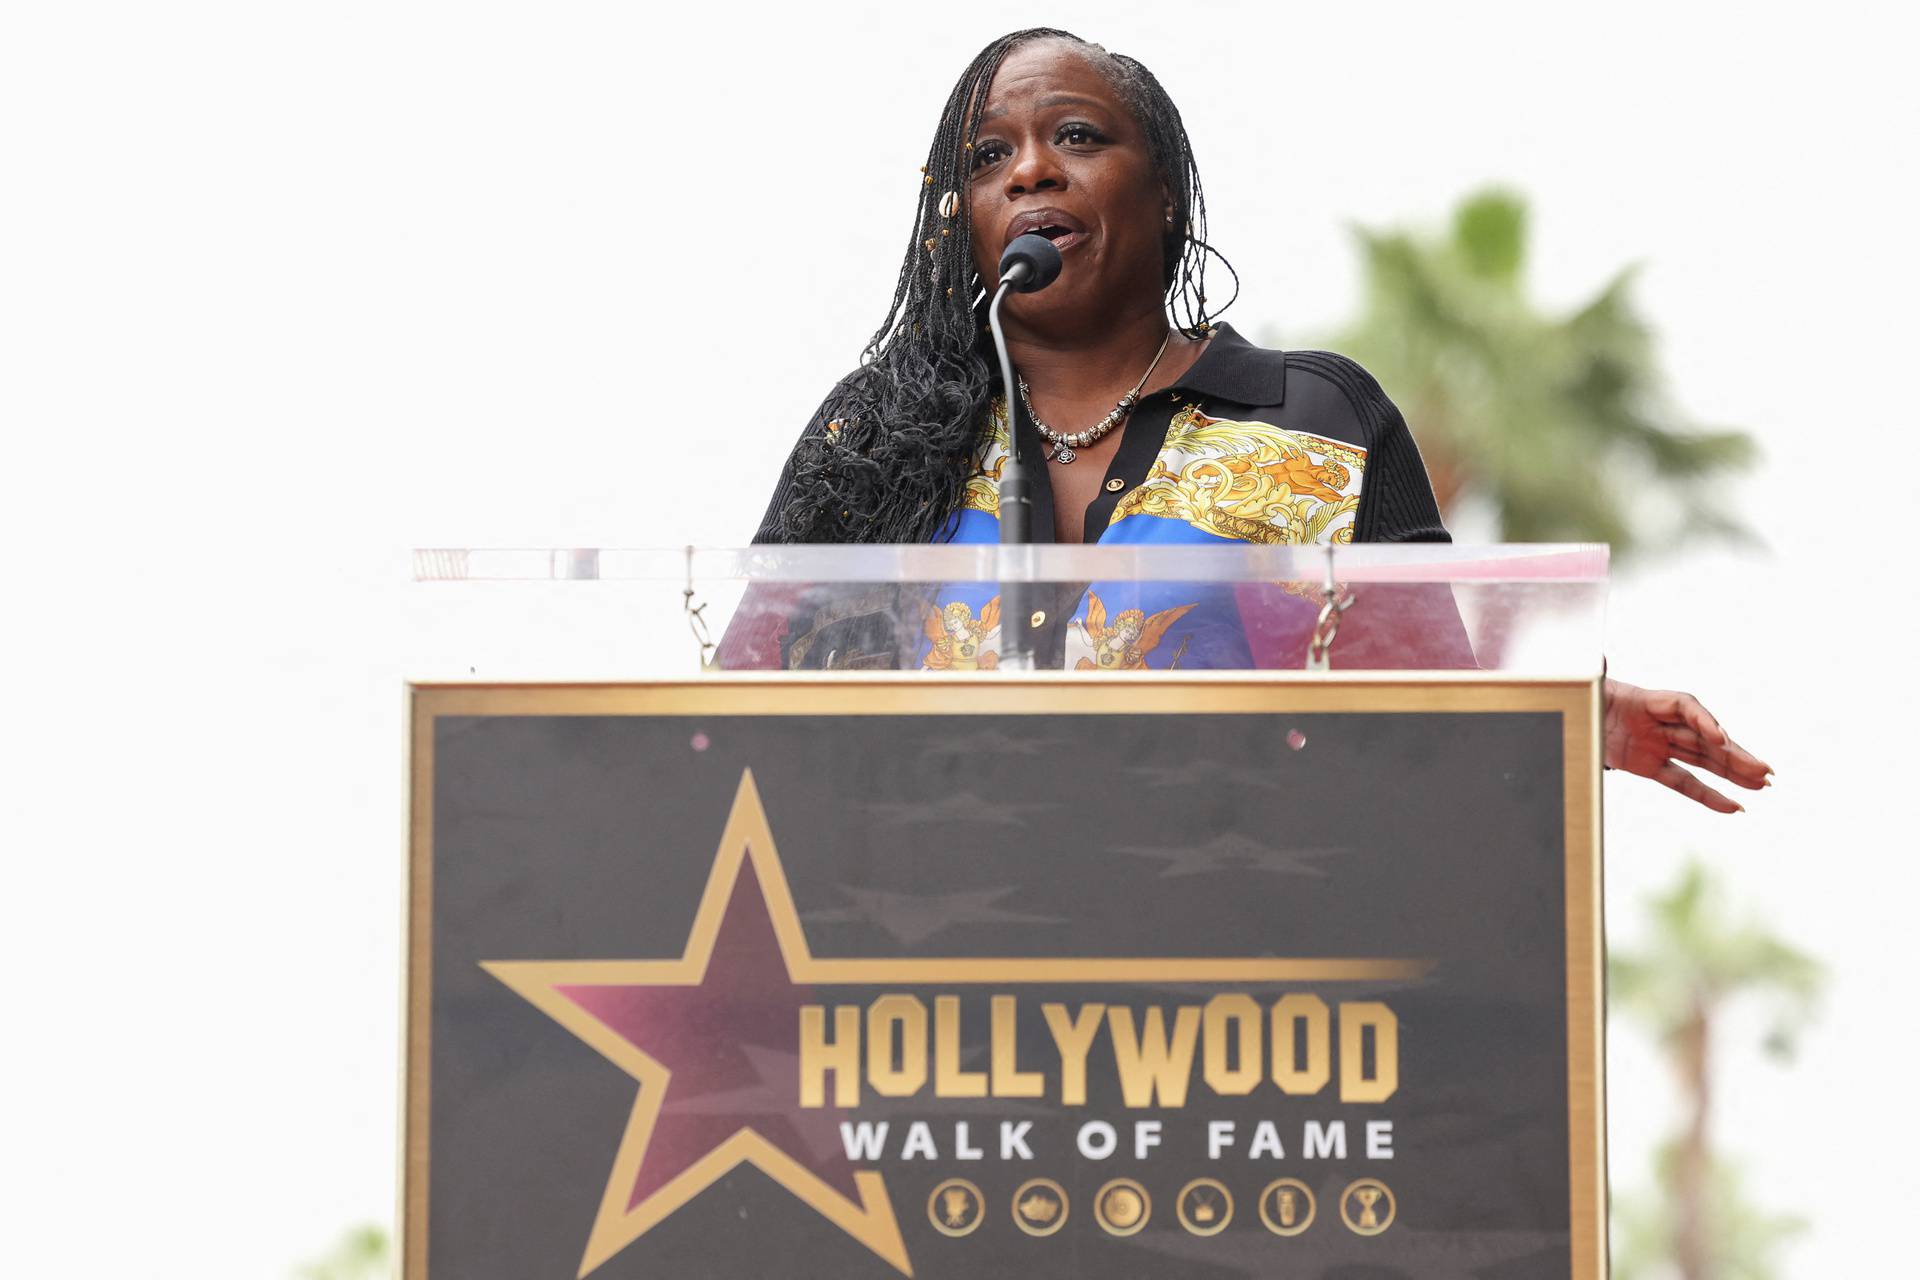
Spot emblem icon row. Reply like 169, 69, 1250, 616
927, 1176, 1396, 1238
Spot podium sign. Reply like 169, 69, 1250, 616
405, 677, 1603, 1279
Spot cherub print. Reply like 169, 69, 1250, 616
1068, 591, 1197, 671
922, 597, 1002, 670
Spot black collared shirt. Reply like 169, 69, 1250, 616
753, 324, 1451, 546
741, 328, 1457, 669
1009, 323, 1449, 545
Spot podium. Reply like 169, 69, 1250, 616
404, 544, 1607, 1280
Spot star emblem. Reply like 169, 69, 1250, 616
1122, 759, 1288, 790
484, 771, 1428, 1277
805, 884, 1065, 946
917, 726, 1059, 757
1110, 832, 1347, 878
484, 773, 910, 1277
857, 791, 1058, 826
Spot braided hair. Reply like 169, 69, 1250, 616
762, 28, 1238, 545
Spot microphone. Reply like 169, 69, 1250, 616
997, 232, 1064, 293
986, 232, 1064, 669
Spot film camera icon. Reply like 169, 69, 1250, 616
926, 1178, 984, 1238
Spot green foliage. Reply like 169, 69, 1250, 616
1321, 187, 1757, 557
1610, 862, 1822, 1061
1614, 1151, 1809, 1280
1452, 189, 1527, 282
1609, 862, 1821, 1280
295, 1225, 390, 1280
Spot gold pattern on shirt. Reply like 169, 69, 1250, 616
961, 400, 1011, 517
1109, 406, 1367, 544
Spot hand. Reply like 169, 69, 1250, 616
1603, 679, 1773, 814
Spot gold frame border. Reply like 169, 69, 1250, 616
403, 674, 1604, 1280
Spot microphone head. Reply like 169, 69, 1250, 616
999, 233, 1063, 293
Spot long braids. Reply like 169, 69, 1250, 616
769, 29, 1238, 544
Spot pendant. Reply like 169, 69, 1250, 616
1050, 444, 1076, 465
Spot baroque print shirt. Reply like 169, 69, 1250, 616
747, 325, 1461, 671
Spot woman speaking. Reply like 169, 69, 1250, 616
750, 27, 1769, 814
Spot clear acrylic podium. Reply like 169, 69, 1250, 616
404, 544, 1608, 1280
407, 543, 1607, 679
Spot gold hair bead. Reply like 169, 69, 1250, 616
946, 287, 954, 296
924, 175, 934, 186
940, 227, 950, 236
827, 419, 843, 433
925, 237, 936, 253
938, 190, 960, 218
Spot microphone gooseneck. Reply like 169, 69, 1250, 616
987, 233, 1064, 670
989, 234, 1066, 547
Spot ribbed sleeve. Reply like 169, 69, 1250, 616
1288, 351, 1451, 544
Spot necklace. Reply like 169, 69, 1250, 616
1018, 331, 1173, 465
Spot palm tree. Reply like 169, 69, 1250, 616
1320, 188, 1757, 557
295, 1225, 390, 1280
1609, 862, 1821, 1280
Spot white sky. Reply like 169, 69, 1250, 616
4, 1, 1917, 1275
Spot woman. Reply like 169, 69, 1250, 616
750, 28, 1769, 813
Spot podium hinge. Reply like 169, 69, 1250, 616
684, 544, 718, 671
1305, 543, 1355, 672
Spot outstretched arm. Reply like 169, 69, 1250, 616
1603, 678, 1773, 813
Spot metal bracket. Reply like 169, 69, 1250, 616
682, 545, 717, 671
1305, 543, 1354, 672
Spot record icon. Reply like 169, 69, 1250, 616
1094, 1178, 1152, 1237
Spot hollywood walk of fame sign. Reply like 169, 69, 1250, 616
406, 677, 1603, 1279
